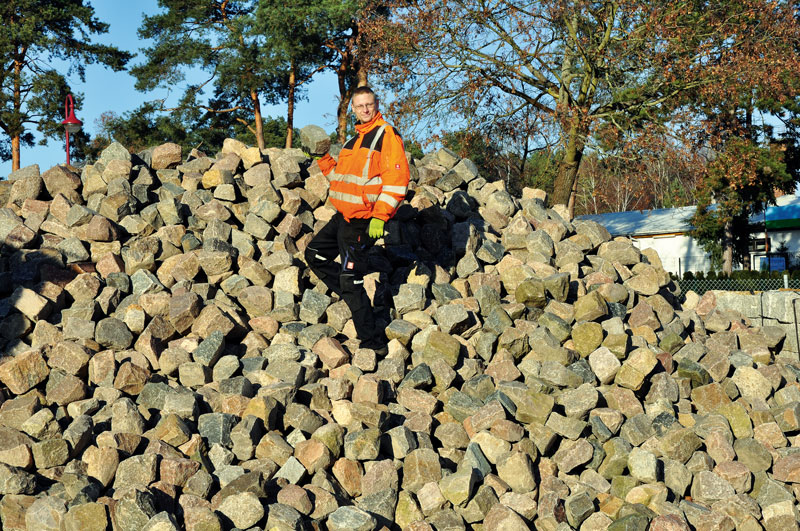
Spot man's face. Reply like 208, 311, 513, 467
352, 93, 378, 124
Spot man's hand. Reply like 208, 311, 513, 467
368, 218, 385, 239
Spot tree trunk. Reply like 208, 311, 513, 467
552, 120, 584, 207
336, 28, 368, 144
285, 59, 296, 149
251, 89, 265, 150
336, 61, 351, 144
567, 174, 579, 219
11, 135, 20, 172
357, 61, 368, 88
12, 55, 22, 171
722, 219, 734, 274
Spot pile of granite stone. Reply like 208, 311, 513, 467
0, 128, 798, 531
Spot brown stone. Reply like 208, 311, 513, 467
0, 494, 36, 531
83, 446, 119, 487
191, 304, 236, 338
95, 253, 125, 278
277, 484, 313, 515
160, 457, 200, 487
332, 458, 363, 497
313, 337, 350, 369
151, 143, 183, 170
0, 350, 50, 395
113, 361, 150, 395
397, 388, 439, 415
294, 439, 332, 475
47, 342, 90, 376
0, 427, 33, 468
168, 292, 203, 334
773, 454, 800, 483
45, 370, 87, 405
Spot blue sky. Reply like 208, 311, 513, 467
1, 0, 341, 178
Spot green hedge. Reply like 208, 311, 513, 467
682, 269, 793, 281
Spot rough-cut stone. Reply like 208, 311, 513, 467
95, 318, 133, 350
403, 448, 442, 493
327, 506, 377, 531
151, 143, 182, 170
0, 350, 49, 394
497, 452, 536, 492
300, 125, 331, 156
217, 491, 264, 529
5, 139, 800, 531
483, 503, 529, 531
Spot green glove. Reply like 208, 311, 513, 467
368, 218, 385, 239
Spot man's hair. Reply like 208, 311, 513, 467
352, 86, 378, 102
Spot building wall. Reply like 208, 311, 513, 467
750, 228, 800, 270
630, 228, 800, 275
630, 234, 712, 276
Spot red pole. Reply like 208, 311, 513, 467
62, 94, 82, 166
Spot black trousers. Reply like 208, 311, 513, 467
305, 213, 383, 344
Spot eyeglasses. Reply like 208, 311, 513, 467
353, 103, 376, 111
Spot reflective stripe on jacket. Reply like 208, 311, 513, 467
317, 112, 410, 222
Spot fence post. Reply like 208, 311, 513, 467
785, 274, 789, 290
794, 298, 800, 359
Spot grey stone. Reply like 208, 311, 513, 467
112, 490, 157, 531
327, 505, 378, 531
598, 240, 641, 265
344, 428, 381, 461
565, 492, 594, 528
193, 330, 225, 366
431, 283, 462, 304
394, 283, 427, 314
217, 491, 264, 528
95, 317, 133, 350
436, 170, 464, 192
113, 454, 158, 489
0, 463, 36, 494
198, 412, 237, 447
299, 289, 331, 324
300, 125, 331, 156
434, 303, 471, 335
58, 237, 90, 263
131, 269, 166, 295
690, 470, 736, 505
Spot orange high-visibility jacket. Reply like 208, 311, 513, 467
317, 112, 410, 222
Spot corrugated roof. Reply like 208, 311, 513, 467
767, 195, 800, 220
577, 195, 800, 238
577, 206, 698, 237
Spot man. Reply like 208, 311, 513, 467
305, 86, 410, 354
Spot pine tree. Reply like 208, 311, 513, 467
0, 0, 131, 170
131, 0, 280, 150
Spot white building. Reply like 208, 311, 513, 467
577, 195, 800, 276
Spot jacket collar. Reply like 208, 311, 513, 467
356, 112, 384, 134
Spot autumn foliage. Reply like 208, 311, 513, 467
575, 128, 704, 215
364, 0, 800, 213
691, 138, 793, 271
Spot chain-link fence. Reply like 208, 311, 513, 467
675, 278, 800, 296
658, 254, 714, 277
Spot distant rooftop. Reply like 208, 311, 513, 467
577, 194, 800, 237
577, 206, 698, 237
